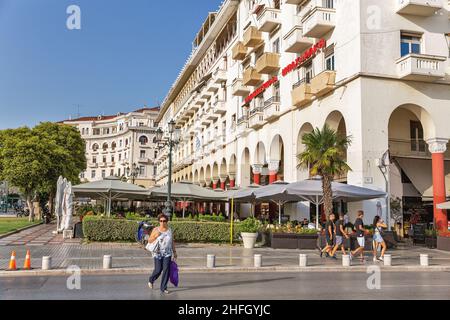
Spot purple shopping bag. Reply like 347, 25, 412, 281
169, 261, 179, 287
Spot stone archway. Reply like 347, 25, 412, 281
296, 122, 314, 181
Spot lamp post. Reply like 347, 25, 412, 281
378, 150, 391, 230
126, 163, 139, 213
155, 120, 181, 220
126, 163, 139, 184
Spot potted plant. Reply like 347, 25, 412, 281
239, 217, 262, 249
437, 231, 450, 252
425, 229, 438, 249
271, 223, 319, 249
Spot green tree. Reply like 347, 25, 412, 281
0, 128, 56, 221
32, 122, 86, 214
0, 123, 86, 221
297, 125, 352, 218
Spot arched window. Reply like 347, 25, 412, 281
102, 143, 108, 151
139, 136, 149, 146
111, 142, 117, 150
92, 144, 99, 152
125, 139, 129, 147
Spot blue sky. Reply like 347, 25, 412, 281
0, 0, 223, 129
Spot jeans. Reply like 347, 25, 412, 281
149, 256, 171, 292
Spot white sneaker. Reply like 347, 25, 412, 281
373, 257, 378, 262
148, 282, 153, 289
378, 257, 384, 262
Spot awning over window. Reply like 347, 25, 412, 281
394, 157, 450, 200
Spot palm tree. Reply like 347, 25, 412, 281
297, 124, 352, 217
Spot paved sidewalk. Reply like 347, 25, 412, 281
0, 222, 80, 246
1, 221, 450, 274
1, 241, 450, 273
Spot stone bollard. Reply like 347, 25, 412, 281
420, 254, 429, 267
384, 254, 392, 266
299, 254, 308, 267
342, 255, 351, 267
42, 256, 52, 270
103, 255, 112, 270
254, 254, 262, 268
207, 254, 216, 268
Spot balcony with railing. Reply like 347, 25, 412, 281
213, 67, 227, 84
389, 138, 431, 158
292, 79, 313, 109
200, 89, 212, 100
284, 24, 314, 53
243, 26, 263, 48
237, 115, 249, 134
213, 100, 227, 115
232, 41, 247, 60
243, 68, 262, 86
396, 0, 443, 16
302, 1, 336, 38
248, 107, 265, 129
310, 70, 336, 97
256, 7, 281, 33
207, 80, 221, 93
232, 78, 251, 97
396, 53, 446, 82
255, 53, 280, 75
263, 96, 281, 122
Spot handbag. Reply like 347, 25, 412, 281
145, 240, 160, 255
169, 261, 179, 287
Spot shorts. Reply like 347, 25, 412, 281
373, 234, 384, 243
335, 235, 343, 246
357, 237, 365, 248
326, 237, 334, 246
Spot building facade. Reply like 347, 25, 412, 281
64, 107, 160, 188
156, 0, 450, 230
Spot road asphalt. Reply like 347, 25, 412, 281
1, 272, 450, 300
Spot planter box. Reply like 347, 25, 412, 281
426, 236, 437, 249
437, 236, 450, 251
271, 233, 319, 250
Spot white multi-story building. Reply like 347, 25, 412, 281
64, 107, 160, 188
156, 0, 450, 230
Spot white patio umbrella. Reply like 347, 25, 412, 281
72, 177, 148, 216
437, 202, 450, 210
231, 184, 261, 217
62, 181, 73, 231
149, 181, 227, 218
285, 179, 387, 229
54, 176, 65, 233
253, 181, 303, 225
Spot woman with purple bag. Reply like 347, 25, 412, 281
147, 214, 177, 294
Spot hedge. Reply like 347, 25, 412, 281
82, 216, 242, 243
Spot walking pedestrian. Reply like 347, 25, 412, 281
148, 214, 177, 294
350, 211, 369, 262
320, 213, 336, 259
372, 215, 388, 262
331, 213, 350, 258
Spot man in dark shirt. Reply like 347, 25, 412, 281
331, 213, 350, 258
320, 213, 336, 259
351, 211, 368, 262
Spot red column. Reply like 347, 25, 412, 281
252, 165, 263, 185
269, 173, 277, 184
212, 182, 218, 190
432, 152, 448, 232
220, 181, 226, 190
253, 173, 261, 185
229, 179, 235, 188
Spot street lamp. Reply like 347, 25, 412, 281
126, 163, 139, 184
378, 150, 391, 230
155, 120, 181, 219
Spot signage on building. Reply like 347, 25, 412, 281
244, 39, 326, 105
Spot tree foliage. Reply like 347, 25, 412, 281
297, 124, 352, 217
0, 123, 86, 221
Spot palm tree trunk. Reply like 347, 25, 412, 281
322, 174, 333, 217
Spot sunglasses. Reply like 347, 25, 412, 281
159, 220, 168, 223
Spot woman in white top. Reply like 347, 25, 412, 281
148, 214, 177, 294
